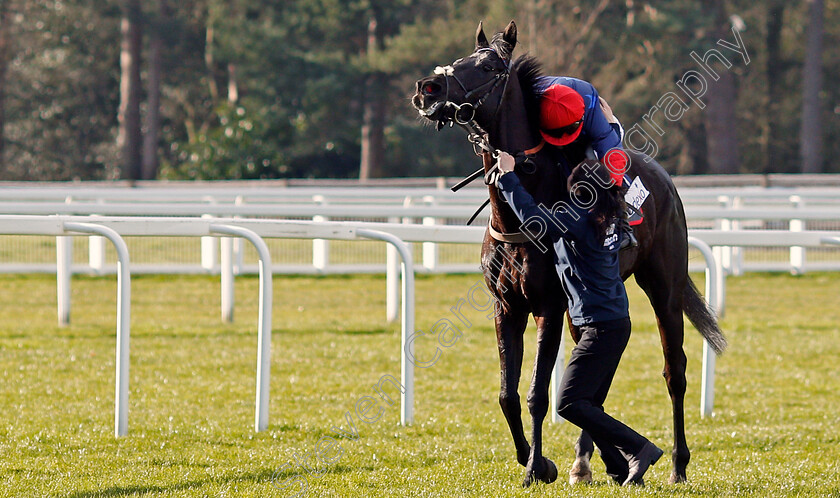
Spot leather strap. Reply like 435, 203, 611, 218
522, 140, 545, 156
487, 222, 535, 244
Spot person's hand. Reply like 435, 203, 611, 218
497, 151, 515, 173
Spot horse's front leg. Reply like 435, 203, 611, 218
496, 307, 531, 467
521, 312, 563, 487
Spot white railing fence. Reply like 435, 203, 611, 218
2, 185, 840, 276
1, 182, 838, 436
0, 216, 416, 437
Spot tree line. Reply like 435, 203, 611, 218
0, 0, 835, 181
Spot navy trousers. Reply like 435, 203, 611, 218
557, 317, 651, 480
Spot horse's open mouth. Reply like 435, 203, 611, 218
413, 98, 452, 130
417, 101, 445, 120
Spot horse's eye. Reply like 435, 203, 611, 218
482, 63, 495, 71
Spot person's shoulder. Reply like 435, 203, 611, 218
550, 77, 593, 91
554, 78, 598, 110
537, 76, 586, 93
538, 77, 599, 113
538, 75, 576, 85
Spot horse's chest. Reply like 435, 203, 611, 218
484, 245, 559, 298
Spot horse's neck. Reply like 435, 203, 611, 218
489, 84, 539, 153
485, 85, 546, 234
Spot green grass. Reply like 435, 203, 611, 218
0, 272, 839, 497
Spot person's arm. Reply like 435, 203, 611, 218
578, 82, 628, 184
495, 152, 588, 240
582, 85, 621, 158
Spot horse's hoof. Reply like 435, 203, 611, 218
542, 457, 558, 484
569, 459, 593, 485
668, 471, 687, 484
521, 458, 558, 487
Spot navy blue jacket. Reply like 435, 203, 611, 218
537, 76, 622, 163
497, 171, 629, 326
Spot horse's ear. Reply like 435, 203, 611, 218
475, 21, 489, 49
502, 20, 517, 49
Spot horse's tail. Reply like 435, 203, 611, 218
682, 278, 727, 355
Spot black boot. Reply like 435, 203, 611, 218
619, 212, 638, 250
623, 442, 664, 486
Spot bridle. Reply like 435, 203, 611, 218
423, 48, 510, 166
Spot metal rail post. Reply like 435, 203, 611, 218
356, 228, 415, 426
790, 196, 806, 275
688, 236, 720, 418
210, 224, 273, 432
386, 217, 400, 323
64, 222, 131, 437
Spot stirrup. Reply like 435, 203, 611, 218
620, 228, 638, 250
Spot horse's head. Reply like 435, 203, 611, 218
413, 19, 559, 232
412, 21, 518, 131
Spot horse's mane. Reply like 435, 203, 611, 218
488, 32, 543, 136
510, 55, 544, 135
490, 32, 543, 128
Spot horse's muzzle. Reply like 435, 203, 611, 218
412, 77, 445, 119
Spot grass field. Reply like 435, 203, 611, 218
0, 271, 838, 497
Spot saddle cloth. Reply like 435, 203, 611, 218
624, 174, 648, 226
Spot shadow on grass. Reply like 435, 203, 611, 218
272, 326, 395, 336
60, 462, 377, 498
337, 327, 392, 336
61, 467, 275, 498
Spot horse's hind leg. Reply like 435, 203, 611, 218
635, 264, 690, 484
574, 426, 631, 484
521, 311, 562, 487
570, 431, 594, 484
496, 308, 531, 467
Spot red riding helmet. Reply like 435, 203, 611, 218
539, 84, 585, 147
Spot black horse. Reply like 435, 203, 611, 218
412, 21, 726, 486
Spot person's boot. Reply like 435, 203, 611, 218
619, 212, 638, 250
623, 442, 664, 486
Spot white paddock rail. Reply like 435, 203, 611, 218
2, 185, 840, 204
0, 215, 750, 440
5, 201, 840, 220
0, 216, 418, 437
